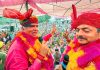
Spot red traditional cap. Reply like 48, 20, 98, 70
3, 8, 38, 26
71, 5, 100, 29
20, 16, 38, 26
71, 13, 100, 29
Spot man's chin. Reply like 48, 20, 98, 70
78, 40, 88, 45
32, 35, 37, 37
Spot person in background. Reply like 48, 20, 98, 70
60, 41, 66, 54
0, 52, 6, 70
4, 8, 56, 70
0, 34, 5, 52
1, 32, 12, 52
53, 43, 61, 55
54, 48, 61, 67
61, 55, 69, 70
1, 32, 11, 45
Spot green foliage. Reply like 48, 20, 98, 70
0, 17, 15, 25
38, 15, 51, 23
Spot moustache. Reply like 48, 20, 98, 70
77, 36, 87, 40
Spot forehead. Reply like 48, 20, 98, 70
77, 24, 97, 30
30, 24, 38, 26
29, 23, 38, 27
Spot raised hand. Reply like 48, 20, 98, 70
63, 30, 69, 39
51, 24, 56, 35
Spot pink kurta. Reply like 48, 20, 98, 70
61, 39, 100, 70
5, 32, 54, 70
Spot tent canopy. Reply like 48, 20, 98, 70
0, 0, 100, 17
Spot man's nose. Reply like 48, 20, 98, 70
76, 30, 83, 35
34, 26, 38, 30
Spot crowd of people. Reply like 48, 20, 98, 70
0, 5, 100, 70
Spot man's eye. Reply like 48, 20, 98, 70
83, 29, 90, 33
84, 30, 90, 33
75, 29, 79, 32
36, 25, 38, 27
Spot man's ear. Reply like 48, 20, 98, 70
98, 29, 100, 39
21, 26, 25, 30
99, 32, 100, 39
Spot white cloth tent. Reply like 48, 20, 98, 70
0, 0, 100, 17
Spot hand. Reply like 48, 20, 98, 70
54, 64, 63, 70
63, 31, 71, 42
63, 30, 69, 39
51, 24, 56, 35
39, 42, 50, 57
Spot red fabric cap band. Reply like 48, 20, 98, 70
29, 16, 38, 24
20, 16, 38, 26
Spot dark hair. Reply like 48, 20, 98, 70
97, 28, 100, 32
63, 55, 69, 62
63, 55, 69, 65
22, 23, 33, 27
38, 36, 43, 43
55, 49, 59, 51
0, 58, 1, 61
62, 55, 69, 70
